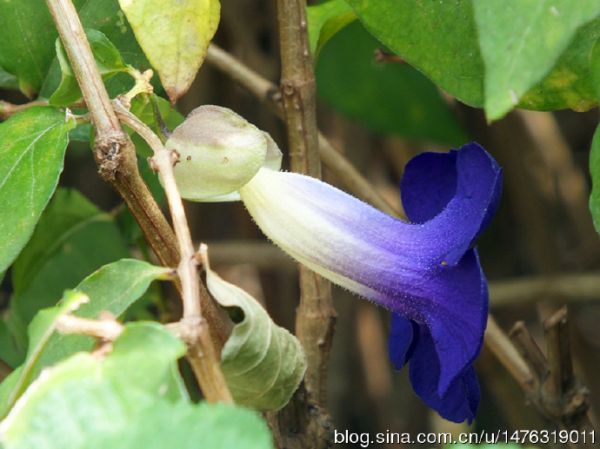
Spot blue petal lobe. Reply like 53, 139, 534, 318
422, 249, 488, 395
408, 323, 480, 424
401, 142, 502, 261
401, 150, 458, 223
388, 314, 417, 370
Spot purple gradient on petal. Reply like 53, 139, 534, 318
278, 145, 498, 394
243, 142, 501, 422
280, 143, 502, 295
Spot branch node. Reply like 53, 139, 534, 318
94, 131, 128, 180
507, 310, 594, 437
170, 149, 181, 166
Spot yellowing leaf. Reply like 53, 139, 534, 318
118, 0, 220, 103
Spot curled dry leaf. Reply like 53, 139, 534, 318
200, 244, 306, 411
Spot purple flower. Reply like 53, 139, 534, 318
239, 142, 502, 423
388, 144, 502, 423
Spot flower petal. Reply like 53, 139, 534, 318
424, 249, 488, 395
408, 322, 480, 424
389, 250, 487, 400
403, 143, 502, 264
400, 150, 458, 223
388, 314, 416, 370
240, 160, 492, 395
401, 143, 502, 246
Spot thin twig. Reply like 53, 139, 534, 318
114, 101, 232, 403
544, 307, 574, 403
113, 101, 198, 316
45, 0, 231, 402
490, 273, 600, 307
56, 314, 124, 341
0, 100, 48, 120
0, 359, 12, 383
373, 49, 406, 64
509, 309, 594, 448
200, 240, 296, 270
485, 317, 534, 392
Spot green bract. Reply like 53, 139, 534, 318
167, 105, 277, 202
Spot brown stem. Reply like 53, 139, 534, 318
114, 102, 232, 403
509, 310, 594, 448
485, 317, 534, 393
0, 359, 12, 383
544, 307, 574, 402
45, 0, 181, 274
264, 1, 337, 447
490, 273, 600, 307
373, 49, 406, 64
0, 100, 48, 120
45, 0, 232, 402
276, 0, 336, 403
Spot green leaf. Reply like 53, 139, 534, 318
0, 67, 19, 91
118, 0, 221, 102
49, 29, 130, 106
316, 22, 466, 145
589, 27, 600, 103
307, 0, 356, 60
0, 291, 89, 419
77, 0, 149, 71
590, 124, 600, 234
0, 0, 59, 96
0, 0, 139, 98
10, 189, 129, 336
0, 323, 272, 449
98, 322, 188, 400
473, 0, 600, 120
202, 246, 305, 411
0, 321, 20, 369
0, 107, 74, 275
129, 94, 185, 157
520, 17, 600, 112
346, 0, 600, 116
0, 260, 172, 417
39, 0, 153, 102
346, 0, 484, 107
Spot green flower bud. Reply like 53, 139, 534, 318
167, 105, 274, 202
